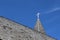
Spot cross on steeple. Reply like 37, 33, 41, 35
34, 12, 45, 34
37, 12, 40, 20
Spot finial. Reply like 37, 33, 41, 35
37, 12, 40, 20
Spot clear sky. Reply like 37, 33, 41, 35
0, 0, 60, 40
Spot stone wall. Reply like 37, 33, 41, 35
0, 17, 56, 40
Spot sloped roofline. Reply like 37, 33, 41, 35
45, 34, 57, 40
0, 16, 57, 40
35, 31, 57, 40
0, 16, 33, 30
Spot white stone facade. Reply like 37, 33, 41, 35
0, 17, 56, 40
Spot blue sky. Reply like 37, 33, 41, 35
0, 0, 60, 40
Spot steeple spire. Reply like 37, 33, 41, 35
34, 12, 45, 34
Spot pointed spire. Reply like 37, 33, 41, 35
34, 12, 45, 34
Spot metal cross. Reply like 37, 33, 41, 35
37, 12, 40, 19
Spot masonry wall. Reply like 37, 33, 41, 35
0, 17, 56, 40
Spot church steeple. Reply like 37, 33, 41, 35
34, 12, 45, 34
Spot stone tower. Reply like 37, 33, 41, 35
0, 13, 56, 40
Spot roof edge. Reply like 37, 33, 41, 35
0, 16, 33, 30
